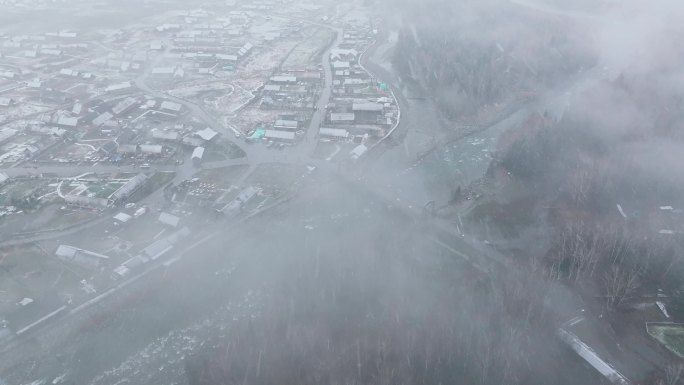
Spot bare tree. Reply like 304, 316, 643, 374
604, 265, 641, 310
657, 364, 684, 385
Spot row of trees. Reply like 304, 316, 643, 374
489, 76, 684, 313
391, 1, 596, 119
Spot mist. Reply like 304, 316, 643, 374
0, 0, 682, 384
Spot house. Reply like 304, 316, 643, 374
0, 97, 13, 107
56, 116, 79, 129
195, 127, 218, 141
0, 172, 9, 186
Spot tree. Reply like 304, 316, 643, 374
604, 265, 641, 311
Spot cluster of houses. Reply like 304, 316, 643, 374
323, 29, 398, 144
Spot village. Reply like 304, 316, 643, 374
0, 0, 399, 341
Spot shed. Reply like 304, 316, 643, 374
113, 212, 132, 223
192, 146, 205, 165
160, 101, 183, 113
264, 130, 295, 141
158, 212, 180, 228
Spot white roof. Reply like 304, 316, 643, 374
0, 128, 18, 143
330, 48, 358, 59
195, 127, 218, 141
264, 130, 295, 140
320, 128, 349, 138
0, 172, 9, 184
270, 75, 297, 83
57, 116, 79, 127
274, 119, 298, 129
350, 144, 368, 159
353, 102, 384, 112
332, 61, 350, 69
55, 244, 77, 258
105, 81, 132, 92
151, 129, 179, 141
330, 112, 355, 122
192, 146, 205, 159
216, 54, 238, 61
92, 112, 113, 126
158, 212, 180, 227
152, 67, 175, 75
139, 144, 163, 154
113, 212, 132, 223
160, 101, 182, 112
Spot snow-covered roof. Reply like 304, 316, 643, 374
158, 212, 180, 227
195, 127, 218, 141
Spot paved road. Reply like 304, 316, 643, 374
302, 26, 341, 155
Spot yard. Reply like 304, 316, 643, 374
647, 323, 684, 358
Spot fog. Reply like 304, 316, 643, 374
0, 0, 682, 384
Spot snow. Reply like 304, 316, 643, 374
656, 301, 670, 318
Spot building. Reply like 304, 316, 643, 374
160, 101, 183, 113
64, 194, 109, 209
350, 144, 368, 160
0, 128, 17, 145
264, 130, 295, 142
92, 112, 114, 127
195, 127, 218, 142
158, 212, 180, 227
151, 129, 179, 141
330, 112, 355, 124
55, 244, 110, 269
320, 127, 349, 140
113, 212, 132, 223
112, 97, 138, 116
139, 144, 163, 155
273, 119, 298, 131
270, 75, 297, 84
105, 81, 133, 93
109, 173, 148, 205
56, 116, 79, 129
192, 146, 205, 166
